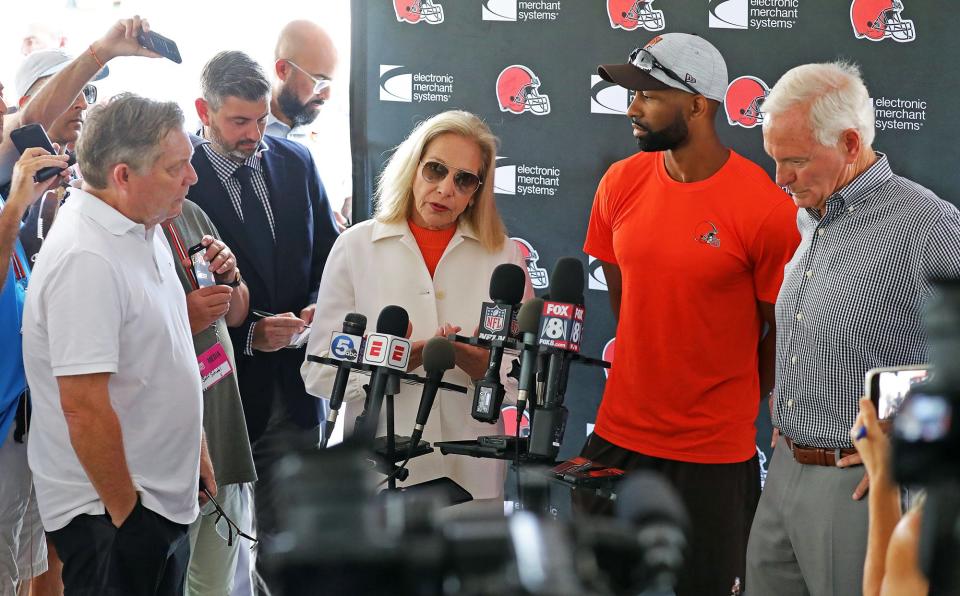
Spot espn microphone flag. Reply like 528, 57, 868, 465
355, 306, 410, 440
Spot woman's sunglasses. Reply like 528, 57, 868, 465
420, 160, 483, 196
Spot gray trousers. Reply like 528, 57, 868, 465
746, 436, 868, 596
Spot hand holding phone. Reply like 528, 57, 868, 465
865, 365, 930, 420
137, 30, 182, 64
188, 243, 216, 288
10, 124, 75, 183
5, 148, 70, 217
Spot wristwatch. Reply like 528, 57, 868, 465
226, 269, 243, 288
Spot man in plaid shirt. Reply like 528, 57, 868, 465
746, 61, 960, 595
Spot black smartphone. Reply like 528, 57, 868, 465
188, 243, 215, 288
137, 30, 182, 64
10, 123, 74, 183
865, 365, 930, 420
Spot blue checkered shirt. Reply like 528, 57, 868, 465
774, 153, 960, 448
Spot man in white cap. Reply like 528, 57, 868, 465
5, 49, 109, 269
0, 15, 162, 187
580, 33, 800, 595
14, 49, 108, 153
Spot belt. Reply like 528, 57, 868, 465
784, 436, 857, 467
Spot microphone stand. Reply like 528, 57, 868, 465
385, 374, 400, 490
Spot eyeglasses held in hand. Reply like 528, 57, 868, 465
628, 47, 702, 96
202, 488, 258, 548
284, 59, 331, 95
420, 160, 483, 196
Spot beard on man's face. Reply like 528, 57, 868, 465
208, 120, 258, 161
632, 111, 689, 153
277, 84, 322, 128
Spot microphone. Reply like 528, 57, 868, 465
354, 305, 411, 441
515, 298, 544, 429
472, 263, 527, 423
408, 337, 456, 454
321, 313, 367, 448
529, 257, 585, 459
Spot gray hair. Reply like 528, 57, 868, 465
201, 51, 271, 111
762, 61, 875, 148
77, 93, 184, 189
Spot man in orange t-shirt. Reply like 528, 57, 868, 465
582, 34, 799, 596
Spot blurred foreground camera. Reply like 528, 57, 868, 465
888, 279, 960, 594
264, 442, 687, 596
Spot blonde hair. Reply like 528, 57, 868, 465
762, 61, 875, 148
374, 110, 506, 252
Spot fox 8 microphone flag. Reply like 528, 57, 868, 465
538, 301, 585, 353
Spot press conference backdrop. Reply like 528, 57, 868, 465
349, 0, 958, 468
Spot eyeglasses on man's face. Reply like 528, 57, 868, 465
23, 84, 96, 106
285, 60, 331, 95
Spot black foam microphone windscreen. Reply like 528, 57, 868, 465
517, 298, 544, 335
489, 263, 527, 305
376, 305, 409, 337
548, 257, 584, 304
422, 336, 456, 374
410, 337, 457, 451
343, 312, 367, 336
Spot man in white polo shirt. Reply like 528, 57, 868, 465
22, 93, 208, 596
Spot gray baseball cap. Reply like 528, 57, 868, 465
15, 49, 109, 99
598, 33, 728, 103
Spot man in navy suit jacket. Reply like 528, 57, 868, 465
185, 51, 338, 586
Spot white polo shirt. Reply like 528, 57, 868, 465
23, 189, 202, 531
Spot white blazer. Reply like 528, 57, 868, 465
302, 218, 532, 499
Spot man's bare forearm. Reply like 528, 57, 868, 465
59, 374, 137, 524
758, 331, 776, 399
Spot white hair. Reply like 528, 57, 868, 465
762, 61, 875, 148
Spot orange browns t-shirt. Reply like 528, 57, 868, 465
584, 150, 800, 464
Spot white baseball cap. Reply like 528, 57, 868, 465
15, 48, 109, 99
598, 33, 728, 103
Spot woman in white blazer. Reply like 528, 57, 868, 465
302, 110, 532, 500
